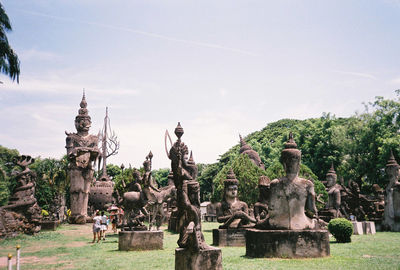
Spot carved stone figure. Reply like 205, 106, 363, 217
66, 92, 99, 224
0, 155, 42, 238
265, 132, 320, 230
254, 176, 270, 227
318, 164, 343, 222
239, 135, 265, 170
216, 168, 256, 229
382, 151, 400, 231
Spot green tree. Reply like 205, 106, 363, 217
152, 168, 170, 187
0, 3, 20, 82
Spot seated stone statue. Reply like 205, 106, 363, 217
318, 164, 343, 222
216, 168, 256, 229
266, 133, 320, 230
254, 176, 270, 228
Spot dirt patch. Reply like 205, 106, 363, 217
0, 254, 72, 268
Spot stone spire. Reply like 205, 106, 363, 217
326, 163, 337, 177
174, 122, 184, 140
281, 132, 301, 162
386, 150, 399, 167
224, 168, 239, 186
239, 134, 252, 153
76, 90, 91, 121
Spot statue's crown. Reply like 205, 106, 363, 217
386, 150, 399, 168
224, 168, 239, 186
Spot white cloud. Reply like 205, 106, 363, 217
19, 48, 61, 62
332, 70, 377, 80
388, 77, 400, 86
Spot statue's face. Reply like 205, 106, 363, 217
75, 117, 91, 133
326, 175, 336, 187
386, 166, 399, 183
225, 184, 238, 199
283, 157, 300, 175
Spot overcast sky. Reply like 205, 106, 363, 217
1, 0, 399, 169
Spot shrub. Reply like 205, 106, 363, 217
328, 218, 353, 243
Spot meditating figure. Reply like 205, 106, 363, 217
318, 164, 342, 222
267, 132, 319, 230
254, 176, 270, 228
216, 168, 256, 229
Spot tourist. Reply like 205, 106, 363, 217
92, 211, 102, 243
100, 211, 108, 240
111, 211, 118, 233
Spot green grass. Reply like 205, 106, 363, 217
1, 222, 400, 270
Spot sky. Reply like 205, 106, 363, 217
1, 0, 400, 169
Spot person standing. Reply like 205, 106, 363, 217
100, 211, 108, 240
92, 211, 102, 243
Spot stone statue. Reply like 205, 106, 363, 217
66, 92, 99, 224
215, 168, 256, 229
266, 132, 320, 230
318, 164, 343, 222
383, 151, 400, 231
239, 135, 265, 170
254, 176, 270, 227
167, 122, 208, 251
0, 155, 42, 237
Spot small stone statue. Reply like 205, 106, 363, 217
318, 164, 343, 222
254, 176, 270, 227
216, 168, 256, 229
383, 151, 400, 231
66, 92, 99, 224
267, 132, 320, 230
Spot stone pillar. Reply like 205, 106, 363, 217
175, 247, 222, 270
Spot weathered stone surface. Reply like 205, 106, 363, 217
351, 221, 364, 235
212, 228, 246, 247
362, 221, 376, 234
40, 220, 60, 231
246, 229, 330, 258
118, 230, 163, 251
175, 247, 222, 270
383, 151, 400, 231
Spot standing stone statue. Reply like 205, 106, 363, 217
266, 132, 320, 230
215, 168, 256, 229
66, 92, 99, 224
167, 122, 221, 270
383, 151, 400, 231
318, 164, 343, 222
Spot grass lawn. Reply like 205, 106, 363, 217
0, 222, 399, 270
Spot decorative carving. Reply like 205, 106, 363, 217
382, 151, 400, 231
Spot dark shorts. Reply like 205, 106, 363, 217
93, 226, 101, 233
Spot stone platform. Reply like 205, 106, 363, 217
212, 228, 246, 246
175, 247, 222, 270
118, 230, 163, 251
40, 220, 60, 231
246, 229, 330, 258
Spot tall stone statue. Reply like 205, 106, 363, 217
266, 132, 320, 230
383, 151, 400, 231
66, 92, 99, 224
215, 168, 256, 229
318, 164, 343, 222
167, 122, 221, 270
239, 135, 265, 170
254, 176, 270, 226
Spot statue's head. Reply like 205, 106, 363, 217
223, 168, 239, 201
386, 150, 399, 183
326, 163, 337, 187
187, 180, 200, 207
143, 151, 153, 172
75, 92, 91, 134
280, 132, 301, 175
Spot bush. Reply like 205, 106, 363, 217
328, 218, 353, 243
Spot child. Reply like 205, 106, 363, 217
92, 211, 102, 243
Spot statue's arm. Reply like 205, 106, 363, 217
334, 189, 341, 210
306, 182, 318, 217
216, 203, 231, 223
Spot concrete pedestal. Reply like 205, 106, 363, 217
245, 229, 330, 258
175, 247, 222, 270
118, 230, 163, 251
351, 221, 364, 235
362, 221, 376, 234
212, 228, 246, 247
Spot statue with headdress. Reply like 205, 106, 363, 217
66, 92, 99, 224
215, 168, 256, 229
382, 151, 400, 231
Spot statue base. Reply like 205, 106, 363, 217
212, 228, 246, 246
40, 220, 60, 231
245, 229, 330, 258
351, 221, 364, 235
175, 247, 222, 270
118, 230, 163, 251
68, 215, 86, 224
